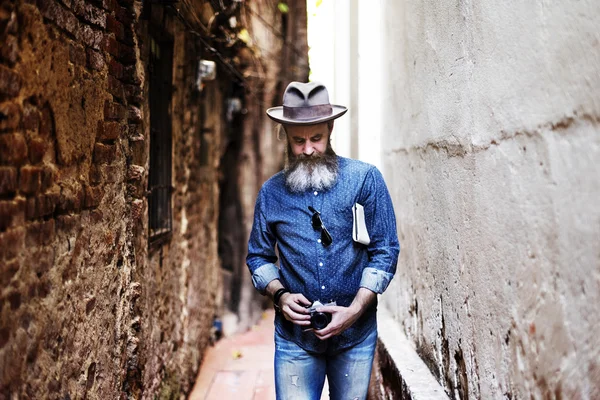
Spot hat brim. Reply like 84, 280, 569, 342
266, 105, 348, 126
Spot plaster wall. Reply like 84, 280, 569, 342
379, 1, 600, 398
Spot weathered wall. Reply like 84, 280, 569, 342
380, 1, 600, 398
0, 0, 267, 397
0, 0, 146, 396
134, 4, 225, 396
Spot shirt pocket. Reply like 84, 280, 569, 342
328, 203, 354, 239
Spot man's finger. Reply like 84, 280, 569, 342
285, 308, 311, 322
313, 324, 338, 337
288, 302, 310, 315
288, 316, 311, 326
314, 305, 339, 314
295, 294, 312, 306
314, 330, 335, 340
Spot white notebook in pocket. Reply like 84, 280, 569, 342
352, 203, 371, 245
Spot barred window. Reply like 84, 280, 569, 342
148, 31, 174, 244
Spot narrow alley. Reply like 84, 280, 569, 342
188, 311, 281, 400
187, 310, 330, 400
1, 0, 599, 399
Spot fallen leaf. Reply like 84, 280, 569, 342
232, 349, 243, 359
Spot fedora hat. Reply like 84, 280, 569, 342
266, 81, 347, 126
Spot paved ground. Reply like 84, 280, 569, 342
189, 310, 329, 400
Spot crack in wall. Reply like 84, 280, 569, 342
389, 111, 600, 158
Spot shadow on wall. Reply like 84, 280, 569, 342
218, 81, 247, 323
368, 342, 410, 400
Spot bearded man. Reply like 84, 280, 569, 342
246, 81, 400, 400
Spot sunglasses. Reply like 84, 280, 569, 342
308, 206, 333, 247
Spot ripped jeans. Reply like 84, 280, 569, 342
274, 329, 377, 400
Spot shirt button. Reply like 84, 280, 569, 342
314, 191, 318, 196
317, 239, 321, 243
319, 262, 323, 267
321, 285, 325, 290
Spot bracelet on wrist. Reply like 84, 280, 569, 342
272, 288, 290, 311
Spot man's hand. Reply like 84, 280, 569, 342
312, 287, 377, 340
279, 292, 312, 326
310, 304, 361, 340
266, 280, 311, 327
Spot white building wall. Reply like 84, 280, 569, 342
357, 0, 382, 169
307, 0, 378, 164
307, 0, 354, 158
379, 1, 600, 398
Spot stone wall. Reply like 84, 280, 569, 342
379, 1, 600, 398
0, 0, 290, 397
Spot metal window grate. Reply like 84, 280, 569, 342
148, 32, 174, 244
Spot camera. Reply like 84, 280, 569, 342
306, 300, 336, 330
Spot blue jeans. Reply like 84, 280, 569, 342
274, 328, 377, 400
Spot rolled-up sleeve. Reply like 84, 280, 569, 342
246, 188, 280, 294
251, 263, 280, 292
358, 167, 400, 294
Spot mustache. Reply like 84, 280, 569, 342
284, 141, 337, 169
285, 150, 336, 173
292, 151, 327, 163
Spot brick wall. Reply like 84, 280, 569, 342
0, 0, 268, 397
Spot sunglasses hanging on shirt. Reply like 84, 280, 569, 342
308, 206, 333, 247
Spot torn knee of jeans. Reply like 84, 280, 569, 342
290, 375, 299, 386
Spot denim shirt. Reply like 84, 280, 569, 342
246, 156, 400, 354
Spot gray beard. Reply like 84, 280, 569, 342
284, 145, 339, 193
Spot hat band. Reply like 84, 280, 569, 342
283, 104, 333, 120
